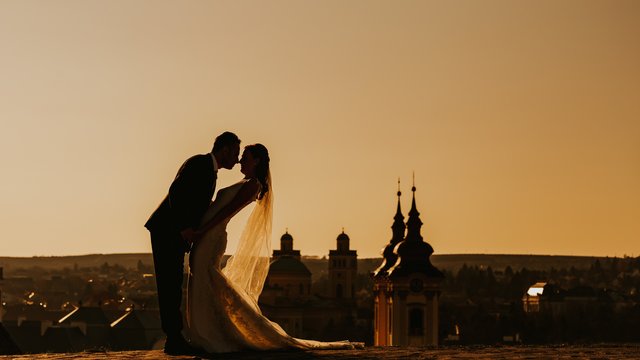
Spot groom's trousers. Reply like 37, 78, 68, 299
150, 228, 188, 340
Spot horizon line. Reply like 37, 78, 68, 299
0, 252, 634, 259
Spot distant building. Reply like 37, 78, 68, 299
41, 326, 86, 353
329, 230, 358, 300
259, 230, 363, 341
2, 304, 65, 353
266, 230, 312, 301
110, 308, 162, 350
372, 181, 444, 346
260, 231, 312, 337
523, 282, 633, 320
0, 321, 21, 355
57, 305, 111, 350
522, 282, 547, 313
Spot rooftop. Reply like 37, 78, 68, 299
1, 345, 639, 359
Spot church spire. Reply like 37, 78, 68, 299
405, 172, 423, 243
392, 178, 406, 240
373, 179, 406, 278
388, 174, 443, 279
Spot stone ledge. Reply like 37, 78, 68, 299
2, 345, 640, 360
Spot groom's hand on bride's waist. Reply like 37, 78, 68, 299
181, 228, 200, 247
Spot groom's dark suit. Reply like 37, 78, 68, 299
145, 153, 216, 341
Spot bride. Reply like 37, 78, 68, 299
184, 144, 361, 353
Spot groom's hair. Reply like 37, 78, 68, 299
212, 131, 240, 153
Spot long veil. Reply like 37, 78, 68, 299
222, 171, 273, 305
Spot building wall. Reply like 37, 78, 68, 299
378, 275, 440, 347
329, 254, 357, 299
373, 279, 391, 346
265, 273, 311, 301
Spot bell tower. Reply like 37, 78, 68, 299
328, 229, 357, 299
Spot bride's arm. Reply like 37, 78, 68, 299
191, 179, 261, 241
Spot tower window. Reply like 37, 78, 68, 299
409, 308, 424, 336
336, 284, 343, 298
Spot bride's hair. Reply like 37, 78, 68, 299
245, 144, 270, 200
224, 143, 273, 305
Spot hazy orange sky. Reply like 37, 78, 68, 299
1, 1, 638, 258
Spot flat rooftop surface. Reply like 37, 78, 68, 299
3, 345, 640, 359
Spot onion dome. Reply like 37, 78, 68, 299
388, 179, 443, 279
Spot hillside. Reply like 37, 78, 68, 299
0, 253, 605, 278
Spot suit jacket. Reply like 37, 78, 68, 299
145, 154, 217, 233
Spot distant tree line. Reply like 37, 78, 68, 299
438, 256, 640, 344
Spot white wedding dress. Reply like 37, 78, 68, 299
185, 180, 361, 353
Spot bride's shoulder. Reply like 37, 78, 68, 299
239, 178, 261, 198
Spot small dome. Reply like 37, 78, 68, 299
337, 231, 350, 242
269, 257, 311, 276
281, 231, 293, 242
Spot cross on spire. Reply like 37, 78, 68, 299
412, 171, 416, 192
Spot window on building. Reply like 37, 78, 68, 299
336, 284, 343, 298
409, 308, 424, 336
299, 283, 304, 295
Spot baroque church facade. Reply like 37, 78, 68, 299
372, 182, 444, 346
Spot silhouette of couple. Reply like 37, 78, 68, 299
145, 132, 361, 355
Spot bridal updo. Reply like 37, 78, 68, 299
245, 144, 270, 200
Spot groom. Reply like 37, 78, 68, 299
145, 131, 240, 355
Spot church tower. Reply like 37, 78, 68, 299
372, 180, 405, 345
328, 229, 357, 300
374, 178, 444, 346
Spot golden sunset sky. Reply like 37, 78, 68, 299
1, 1, 638, 258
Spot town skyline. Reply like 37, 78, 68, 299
1, 1, 638, 258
